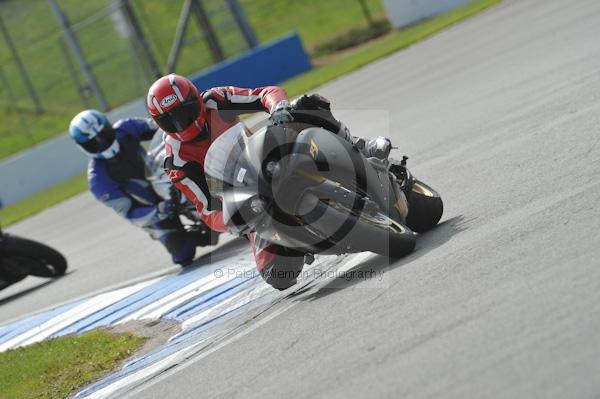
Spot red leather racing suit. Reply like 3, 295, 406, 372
163, 86, 304, 287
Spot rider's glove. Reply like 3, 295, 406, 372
365, 136, 393, 160
157, 199, 176, 216
269, 100, 293, 126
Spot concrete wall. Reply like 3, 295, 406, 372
0, 100, 149, 207
0, 34, 310, 207
383, 0, 469, 28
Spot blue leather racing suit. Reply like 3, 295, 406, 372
88, 118, 207, 265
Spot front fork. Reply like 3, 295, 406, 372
388, 156, 414, 222
389, 156, 415, 195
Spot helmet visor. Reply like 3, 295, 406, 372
154, 100, 201, 133
79, 126, 116, 154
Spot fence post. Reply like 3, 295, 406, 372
0, 65, 34, 143
224, 0, 259, 48
57, 37, 92, 108
0, 14, 43, 113
357, 0, 375, 27
47, 0, 109, 111
166, 0, 193, 74
190, 0, 225, 62
119, 0, 162, 79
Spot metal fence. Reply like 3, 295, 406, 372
0, 0, 252, 115
0, 0, 383, 145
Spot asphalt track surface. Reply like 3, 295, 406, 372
3, 0, 600, 397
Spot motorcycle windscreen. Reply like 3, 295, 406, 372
204, 122, 259, 194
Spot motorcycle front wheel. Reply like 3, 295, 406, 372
301, 194, 417, 258
2, 236, 67, 278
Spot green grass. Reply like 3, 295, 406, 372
0, 329, 145, 399
313, 19, 392, 57
1, 0, 502, 228
0, 108, 74, 160
0, 172, 87, 226
240, 0, 385, 53
0, 0, 384, 160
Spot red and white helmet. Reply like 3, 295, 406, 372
147, 74, 206, 142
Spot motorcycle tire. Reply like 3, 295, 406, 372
2, 236, 67, 278
303, 194, 417, 258
0, 270, 27, 290
405, 180, 444, 233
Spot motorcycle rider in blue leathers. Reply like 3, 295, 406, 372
68, 109, 216, 266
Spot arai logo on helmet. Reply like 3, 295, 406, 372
160, 94, 177, 108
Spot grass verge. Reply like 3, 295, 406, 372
0, 329, 145, 399
1, 0, 501, 228
313, 18, 391, 58
0, 172, 87, 226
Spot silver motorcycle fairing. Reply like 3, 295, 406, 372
203, 121, 412, 253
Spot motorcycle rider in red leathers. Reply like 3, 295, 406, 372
146, 74, 391, 289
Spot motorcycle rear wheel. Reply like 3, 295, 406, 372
2, 236, 67, 278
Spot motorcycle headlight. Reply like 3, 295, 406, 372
264, 160, 280, 178
250, 196, 266, 214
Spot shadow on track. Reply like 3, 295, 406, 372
0, 277, 64, 306
299, 215, 471, 301
179, 237, 249, 273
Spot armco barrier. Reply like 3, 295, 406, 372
0, 33, 310, 207
383, 0, 469, 28
189, 33, 311, 89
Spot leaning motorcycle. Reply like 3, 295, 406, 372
0, 227, 67, 290
203, 110, 443, 263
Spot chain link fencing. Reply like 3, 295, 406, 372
0, 0, 384, 158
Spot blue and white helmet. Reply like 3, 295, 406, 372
69, 109, 120, 159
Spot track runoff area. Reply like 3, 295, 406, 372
2, 0, 600, 397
